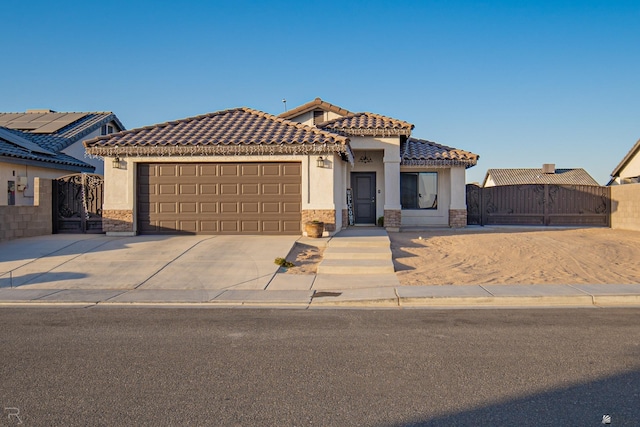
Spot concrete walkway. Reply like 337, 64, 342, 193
1, 230, 640, 308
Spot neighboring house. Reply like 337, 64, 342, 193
0, 110, 124, 205
84, 98, 478, 236
608, 138, 640, 185
482, 164, 600, 187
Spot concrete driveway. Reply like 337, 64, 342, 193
0, 234, 298, 291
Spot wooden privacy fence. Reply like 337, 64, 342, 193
466, 184, 610, 226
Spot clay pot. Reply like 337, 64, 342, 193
304, 221, 324, 238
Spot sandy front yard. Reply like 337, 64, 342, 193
389, 227, 640, 286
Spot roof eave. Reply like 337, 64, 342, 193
611, 137, 640, 178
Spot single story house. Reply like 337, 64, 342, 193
482, 164, 600, 187
0, 110, 124, 205
84, 98, 478, 236
608, 138, 640, 185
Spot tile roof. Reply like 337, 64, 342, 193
401, 138, 478, 168
0, 111, 123, 172
84, 108, 352, 158
0, 127, 95, 172
610, 137, 640, 178
0, 112, 124, 152
278, 98, 352, 120
319, 112, 414, 137
483, 168, 600, 186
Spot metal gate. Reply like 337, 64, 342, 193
466, 184, 610, 226
52, 173, 104, 233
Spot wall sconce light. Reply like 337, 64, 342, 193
316, 156, 325, 168
358, 152, 373, 164
112, 157, 122, 169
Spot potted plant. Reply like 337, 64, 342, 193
304, 220, 324, 238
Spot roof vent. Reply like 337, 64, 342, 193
26, 109, 56, 114
542, 163, 556, 174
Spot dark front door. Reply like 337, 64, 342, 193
352, 172, 376, 224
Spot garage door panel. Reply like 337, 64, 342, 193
283, 202, 301, 213
262, 183, 280, 195
220, 184, 238, 195
179, 165, 197, 176
220, 164, 239, 176
138, 162, 301, 235
180, 203, 197, 213
159, 184, 176, 195
283, 183, 301, 194
158, 165, 177, 176
178, 221, 198, 233
220, 202, 238, 213
283, 164, 301, 176
283, 221, 302, 232
241, 221, 260, 232
262, 202, 280, 214
200, 184, 217, 195
220, 221, 239, 232
241, 164, 259, 176
241, 183, 259, 195
199, 221, 218, 232
200, 202, 218, 213
241, 202, 259, 213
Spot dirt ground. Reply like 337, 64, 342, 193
283, 243, 325, 275
389, 227, 640, 286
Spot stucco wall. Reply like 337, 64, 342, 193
610, 183, 640, 231
615, 150, 640, 181
61, 119, 121, 176
0, 178, 52, 242
103, 154, 349, 235
0, 162, 79, 206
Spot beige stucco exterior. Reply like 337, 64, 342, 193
610, 148, 640, 184
94, 102, 476, 235
103, 153, 349, 235
0, 161, 80, 206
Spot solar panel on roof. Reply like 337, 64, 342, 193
0, 127, 55, 155
5, 122, 40, 130
31, 113, 87, 133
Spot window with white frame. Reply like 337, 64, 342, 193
101, 124, 114, 135
401, 172, 438, 209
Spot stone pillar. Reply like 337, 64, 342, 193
383, 149, 402, 231
449, 167, 467, 228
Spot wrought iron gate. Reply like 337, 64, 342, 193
466, 184, 610, 227
52, 173, 104, 233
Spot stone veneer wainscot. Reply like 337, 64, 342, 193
449, 209, 467, 228
302, 209, 336, 232
103, 209, 134, 233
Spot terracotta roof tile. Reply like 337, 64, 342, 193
319, 112, 414, 137
401, 138, 478, 168
483, 168, 600, 186
278, 98, 352, 120
84, 108, 351, 157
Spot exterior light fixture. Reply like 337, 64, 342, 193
112, 157, 121, 169
317, 156, 325, 168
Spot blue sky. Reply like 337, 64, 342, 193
2, 0, 638, 184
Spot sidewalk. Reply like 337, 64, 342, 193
1, 230, 640, 308
1, 283, 640, 308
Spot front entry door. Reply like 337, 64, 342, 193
352, 172, 376, 224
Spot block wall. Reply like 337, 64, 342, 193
610, 184, 640, 231
0, 178, 52, 242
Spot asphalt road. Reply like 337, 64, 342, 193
1, 307, 639, 426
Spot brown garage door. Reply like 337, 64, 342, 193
137, 162, 302, 234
